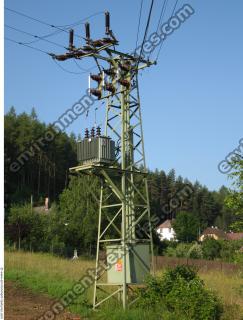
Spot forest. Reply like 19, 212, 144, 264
4, 108, 242, 256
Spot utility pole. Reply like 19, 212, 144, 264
30, 194, 33, 213
51, 11, 155, 310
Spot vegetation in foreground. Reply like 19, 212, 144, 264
5, 250, 243, 319
5, 250, 94, 316
137, 266, 223, 320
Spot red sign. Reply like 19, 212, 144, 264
115, 259, 122, 272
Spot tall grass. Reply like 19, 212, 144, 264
201, 271, 243, 308
5, 251, 243, 319
5, 250, 95, 316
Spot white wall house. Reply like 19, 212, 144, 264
156, 219, 176, 241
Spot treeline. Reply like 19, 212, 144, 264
4, 108, 236, 256
5, 107, 77, 205
148, 169, 233, 230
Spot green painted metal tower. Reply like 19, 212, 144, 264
52, 12, 155, 310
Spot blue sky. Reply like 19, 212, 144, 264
4, 0, 243, 191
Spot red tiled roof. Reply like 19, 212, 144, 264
201, 228, 243, 241
227, 233, 243, 240
157, 219, 173, 229
201, 227, 228, 240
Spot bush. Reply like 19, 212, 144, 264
138, 265, 223, 320
219, 239, 243, 263
165, 243, 191, 258
187, 243, 203, 259
233, 252, 243, 264
219, 240, 236, 262
202, 238, 222, 260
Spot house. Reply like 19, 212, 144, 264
199, 227, 228, 241
227, 232, 243, 241
156, 219, 176, 241
199, 227, 243, 242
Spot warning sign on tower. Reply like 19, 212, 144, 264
115, 259, 123, 272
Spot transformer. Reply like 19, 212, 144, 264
106, 244, 150, 284
77, 136, 116, 165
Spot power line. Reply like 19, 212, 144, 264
57, 11, 105, 28
5, 7, 103, 73
73, 59, 89, 72
5, 36, 95, 74
5, 7, 68, 32
73, 59, 96, 73
5, 24, 67, 49
5, 7, 103, 39
18, 30, 66, 45
148, 0, 168, 60
155, 0, 168, 34
155, 0, 179, 62
137, 0, 155, 65
5, 36, 50, 55
52, 59, 91, 75
135, 0, 144, 52
18, 11, 105, 46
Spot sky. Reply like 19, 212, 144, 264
4, 0, 243, 191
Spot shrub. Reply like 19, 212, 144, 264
138, 265, 223, 320
219, 240, 237, 262
219, 239, 243, 263
165, 243, 191, 258
233, 252, 243, 264
202, 238, 222, 260
187, 243, 203, 259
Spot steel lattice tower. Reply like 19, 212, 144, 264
51, 12, 155, 310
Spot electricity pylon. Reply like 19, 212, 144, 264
51, 12, 155, 310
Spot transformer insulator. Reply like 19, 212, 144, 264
105, 12, 110, 35
96, 126, 101, 136
85, 22, 90, 40
105, 83, 116, 94
69, 29, 74, 50
119, 79, 130, 88
91, 74, 102, 82
120, 63, 131, 72
103, 68, 116, 77
91, 127, 95, 137
90, 89, 102, 99
85, 128, 89, 139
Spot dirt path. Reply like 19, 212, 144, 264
4, 281, 81, 320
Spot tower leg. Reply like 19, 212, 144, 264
93, 180, 103, 309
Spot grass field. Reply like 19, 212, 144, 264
5, 250, 243, 319
5, 250, 95, 316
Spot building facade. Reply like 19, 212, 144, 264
156, 219, 176, 241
